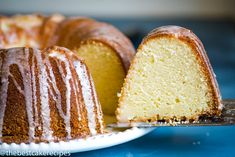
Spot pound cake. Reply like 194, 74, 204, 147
0, 14, 135, 116
116, 26, 222, 123
0, 46, 104, 144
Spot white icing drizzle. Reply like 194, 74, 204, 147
0, 48, 37, 141
23, 48, 34, 141
89, 74, 104, 131
9, 73, 24, 94
0, 47, 101, 142
74, 61, 97, 135
73, 74, 82, 121
35, 49, 52, 140
31, 56, 39, 131
0, 50, 10, 139
0, 47, 53, 142
49, 51, 72, 139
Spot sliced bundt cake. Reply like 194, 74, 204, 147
116, 26, 222, 123
0, 46, 104, 144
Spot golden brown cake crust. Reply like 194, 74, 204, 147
139, 26, 222, 117
39, 14, 65, 48
0, 46, 104, 144
53, 18, 136, 71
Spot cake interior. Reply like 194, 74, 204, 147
118, 37, 214, 122
76, 41, 126, 116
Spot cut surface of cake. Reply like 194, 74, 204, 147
116, 26, 222, 123
0, 46, 104, 144
75, 42, 127, 115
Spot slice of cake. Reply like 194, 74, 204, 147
116, 26, 222, 123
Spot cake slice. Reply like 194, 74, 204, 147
116, 26, 222, 123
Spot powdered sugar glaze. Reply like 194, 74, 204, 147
0, 46, 103, 143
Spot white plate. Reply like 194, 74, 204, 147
0, 127, 154, 155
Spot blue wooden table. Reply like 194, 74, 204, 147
73, 19, 235, 157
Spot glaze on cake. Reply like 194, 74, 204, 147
116, 26, 222, 123
0, 14, 44, 48
0, 46, 104, 144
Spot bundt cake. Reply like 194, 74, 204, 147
0, 46, 104, 144
0, 14, 135, 116
116, 26, 222, 123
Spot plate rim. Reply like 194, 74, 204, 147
0, 127, 155, 155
